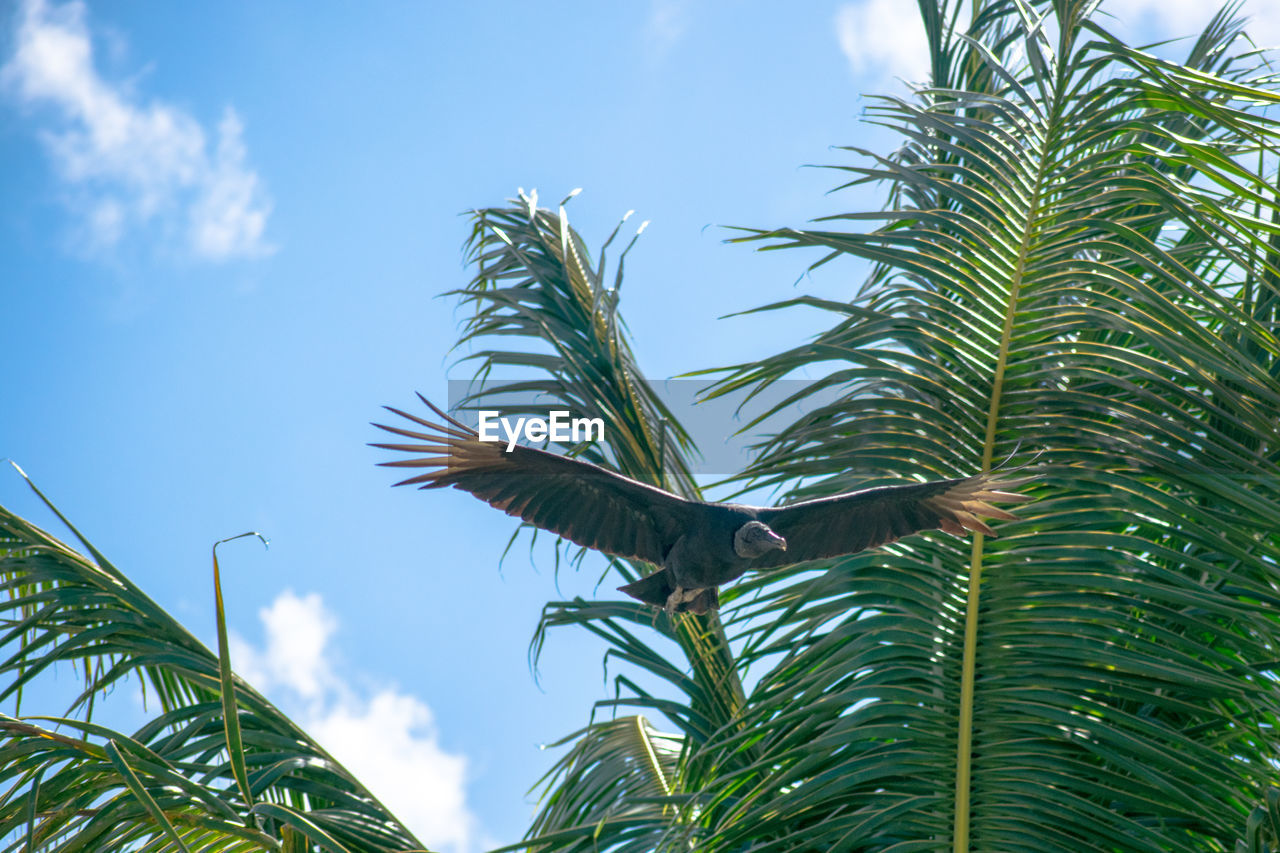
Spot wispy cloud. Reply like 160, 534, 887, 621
231, 591, 480, 853
645, 0, 688, 57
834, 0, 930, 87
833, 0, 1279, 90
2, 0, 273, 260
1104, 0, 1280, 46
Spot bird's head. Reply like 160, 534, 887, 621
734, 520, 788, 559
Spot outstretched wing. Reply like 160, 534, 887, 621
372, 395, 702, 566
747, 472, 1033, 568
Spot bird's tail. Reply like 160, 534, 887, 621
618, 570, 674, 607
618, 572, 720, 613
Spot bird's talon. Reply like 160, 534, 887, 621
664, 588, 684, 615
664, 586, 704, 615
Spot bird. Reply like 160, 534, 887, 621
372, 395, 1033, 615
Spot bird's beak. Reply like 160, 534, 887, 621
769, 532, 787, 551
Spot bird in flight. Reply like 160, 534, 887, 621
373, 396, 1033, 615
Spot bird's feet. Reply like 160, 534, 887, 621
664, 586, 715, 615
664, 586, 696, 614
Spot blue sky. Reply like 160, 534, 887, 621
2, 1, 1275, 849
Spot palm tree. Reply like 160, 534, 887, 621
493, 1, 1280, 851
0, 475, 426, 851
4, 1, 1280, 851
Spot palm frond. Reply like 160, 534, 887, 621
0, 474, 426, 852
686, 0, 1280, 850
452, 188, 697, 496
503, 715, 682, 853
431, 191, 757, 846
1239, 788, 1280, 853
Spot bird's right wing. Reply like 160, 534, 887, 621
372, 395, 701, 566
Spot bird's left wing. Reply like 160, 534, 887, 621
372, 395, 702, 566
747, 472, 1033, 568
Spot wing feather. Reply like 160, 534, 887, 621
372, 395, 701, 566
749, 472, 1033, 568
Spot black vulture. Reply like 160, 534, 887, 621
373, 396, 1033, 614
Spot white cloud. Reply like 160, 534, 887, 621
230, 590, 336, 700
834, 0, 930, 87
832, 1, 1279, 93
1104, 0, 1280, 46
2, 0, 273, 260
309, 693, 472, 852
231, 590, 479, 853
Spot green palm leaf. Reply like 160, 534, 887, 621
691, 1, 1280, 850
453, 188, 700, 497
435, 190, 756, 846
502, 716, 683, 853
0, 470, 427, 852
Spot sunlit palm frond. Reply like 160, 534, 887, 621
439, 192, 752, 847
0, 476, 425, 852
500, 716, 682, 853
686, 1, 1280, 850
453, 188, 697, 496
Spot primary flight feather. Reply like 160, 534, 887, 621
373, 395, 1033, 614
